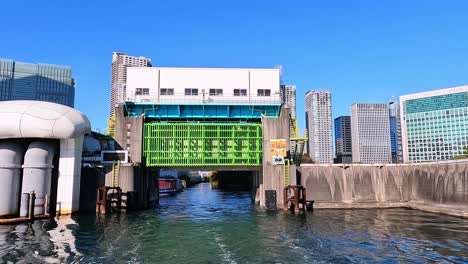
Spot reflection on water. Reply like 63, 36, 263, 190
0, 182, 467, 263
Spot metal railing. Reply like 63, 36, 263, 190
125, 92, 281, 105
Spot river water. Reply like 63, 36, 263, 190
0, 182, 467, 263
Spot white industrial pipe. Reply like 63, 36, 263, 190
21, 141, 55, 216
0, 142, 25, 217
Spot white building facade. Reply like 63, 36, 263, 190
351, 103, 392, 164
400, 86, 468, 163
305, 90, 333, 164
125, 67, 281, 105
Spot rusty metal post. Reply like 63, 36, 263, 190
28, 191, 36, 220
102, 187, 107, 214
96, 188, 101, 214
118, 188, 122, 212
293, 187, 299, 213
96, 187, 107, 214
283, 187, 288, 209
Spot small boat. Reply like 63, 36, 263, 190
159, 176, 183, 195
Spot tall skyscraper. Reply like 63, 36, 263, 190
400, 86, 468, 163
280, 84, 297, 154
334, 116, 352, 163
351, 103, 392, 164
280, 84, 296, 119
389, 97, 403, 163
0, 58, 74, 107
109, 52, 152, 116
305, 90, 333, 164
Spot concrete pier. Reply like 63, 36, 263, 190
258, 108, 291, 209
300, 160, 468, 218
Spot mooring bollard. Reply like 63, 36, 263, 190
28, 191, 36, 220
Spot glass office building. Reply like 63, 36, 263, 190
400, 86, 468, 163
334, 116, 352, 163
0, 58, 75, 107
389, 97, 403, 163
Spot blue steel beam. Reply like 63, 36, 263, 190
125, 102, 281, 120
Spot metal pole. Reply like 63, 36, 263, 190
20, 193, 30, 218
29, 191, 36, 221
44, 195, 49, 215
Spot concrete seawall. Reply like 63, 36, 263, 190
299, 160, 468, 218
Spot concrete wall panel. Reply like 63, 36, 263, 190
300, 161, 468, 207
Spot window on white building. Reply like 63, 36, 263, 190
135, 88, 149, 95
257, 89, 271, 96
209, 89, 223, 96
185, 88, 198, 96
160, 88, 174, 95
234, 89, 247, 96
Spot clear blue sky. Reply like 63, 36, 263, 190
2, 0, 468, 131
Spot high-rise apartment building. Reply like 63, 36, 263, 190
351, 103, 392, 164
334, 116, 352, 163
0, 58, 74, 107
400, 86, 468, 163
280, 84, 296, 119
109, 52, 152, 116
280, 84, 297, 154
389, 97, 403, 163
305, 90, 333, 164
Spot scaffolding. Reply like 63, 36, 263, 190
289, 115, 308, 165
107, 114, 116, 137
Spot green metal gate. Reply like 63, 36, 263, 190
144, 123, 262, 167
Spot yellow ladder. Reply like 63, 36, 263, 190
283, 159, 291, 186
112, 160, 120, 187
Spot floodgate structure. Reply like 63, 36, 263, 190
103, 67, 306, 210
0, 67, 305, 221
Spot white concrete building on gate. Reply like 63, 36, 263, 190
0, 100, 90, 216
125, 67, 281, 105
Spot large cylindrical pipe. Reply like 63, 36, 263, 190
0, 142, 25, 217
21, 141, 55, 216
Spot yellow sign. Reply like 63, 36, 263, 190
270, 139, 287, 149
270, 139, 287, 165
271, 148, 287, 157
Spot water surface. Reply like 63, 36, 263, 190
0, 183, 467, 263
